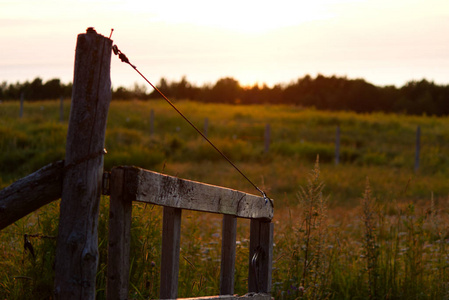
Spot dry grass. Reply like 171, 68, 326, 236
1, 99, 449, 299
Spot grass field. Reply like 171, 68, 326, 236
1, 99, 449, 299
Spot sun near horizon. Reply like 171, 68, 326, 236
1, 0, 448, 88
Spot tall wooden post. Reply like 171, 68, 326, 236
54, 28, 112, 299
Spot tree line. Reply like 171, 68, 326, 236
1, 75, 448, 116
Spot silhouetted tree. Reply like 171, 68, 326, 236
1, 76, 448, 116
210, 77, 242, 103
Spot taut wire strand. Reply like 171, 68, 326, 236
112, 45, 273, 207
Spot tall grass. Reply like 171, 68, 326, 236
1, 99, 449, 299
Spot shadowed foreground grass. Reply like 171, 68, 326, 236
1, 100, 449, 299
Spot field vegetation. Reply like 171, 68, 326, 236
1, 99, 449, 299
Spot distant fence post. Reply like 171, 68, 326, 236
19, 92, 24, 118
264, 123, 271, 153
204, 117, 209, 138
335, 125, 340, 165
415, 125, 421, 172
54, 27, 112, 300
59, 96, 64, 123
150, 109, 154, 136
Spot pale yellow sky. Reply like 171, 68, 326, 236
1, 0, 448, 88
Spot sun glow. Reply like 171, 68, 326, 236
138, 0, 338, 34
1, 0, 448, 88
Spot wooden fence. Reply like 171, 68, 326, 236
0, 28, 274, 300
106, 166, 273, 299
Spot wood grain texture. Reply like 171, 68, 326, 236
120, 166, 273, 221
220, 215, 237, 295
0, 160, 63, 230
107, 168, 132, 300
54, 28, 112, 300
160, 206, 182, 299
248, 220, 274, 293
179, 293, 271, 300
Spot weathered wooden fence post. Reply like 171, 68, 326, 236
264, 123, 270, 153
335, 125, 340, 165
204, 117, 209, 138
59, 96, 64, 123
150, 109, 155, 136
54, 27, 112, 299
19, 92, 24, 118
415, 125, 421, 172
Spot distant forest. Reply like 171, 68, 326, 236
1, 75, 448, 116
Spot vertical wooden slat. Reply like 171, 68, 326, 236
248, 219, 273, 293
160, 206, 182, 299
107, 168, 132, 300
220, 215, 237, 295
248, 219, 260, 293
259, 221, 273, 293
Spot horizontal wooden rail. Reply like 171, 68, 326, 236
178, 293, 271, 300
0, 160, 64, 230
116, 166, 273, 220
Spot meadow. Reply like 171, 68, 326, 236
1, 99, 449, 299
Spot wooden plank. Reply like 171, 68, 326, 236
0, 160, 63, 230
248, 220, 273, 293
220, 215, 237, 295
122, 166, 273, 220
54, 27, 112, 300
107, 168, 132, 300
160, 206, 182, 299
258, 222, 273, 293
179, 293, 271, 300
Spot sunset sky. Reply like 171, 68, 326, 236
1, 0, 448, 89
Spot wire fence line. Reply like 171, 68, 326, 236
12, 97, 425, 172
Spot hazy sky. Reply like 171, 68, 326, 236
1, 0, 448, 89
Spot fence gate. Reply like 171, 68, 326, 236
106, 166, 274, 300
